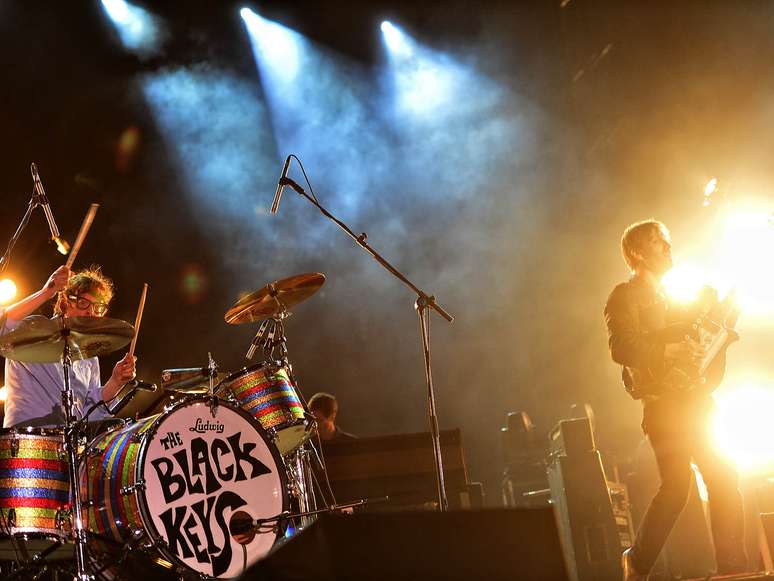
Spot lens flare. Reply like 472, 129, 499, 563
712, 385, 774, 473
0, 279, 17, 304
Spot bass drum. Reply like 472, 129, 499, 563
81, 397, 288, 579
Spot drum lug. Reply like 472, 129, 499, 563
55, 508, 70, 530
120, 480, 146, 496
10, 437, 19, 458
6, 508, 16, 528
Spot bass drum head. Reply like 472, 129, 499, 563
138, 398, 287, 579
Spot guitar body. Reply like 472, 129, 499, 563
660, 288, 740, 396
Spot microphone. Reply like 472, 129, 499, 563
30, 163, 70, 255
107, 380, 157, 415
270, 155, 292, 215
126, 379, 158, 392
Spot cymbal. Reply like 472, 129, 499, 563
225, 272, 326, 324
0, 316, 135, 363
160, 367, 226, 394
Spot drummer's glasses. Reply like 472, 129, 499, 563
66, 294, 109, 316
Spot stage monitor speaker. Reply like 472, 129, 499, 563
240, 507, 569, 581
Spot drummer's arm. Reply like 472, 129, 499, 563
102, 352, 137, 403
4, 266, 70, 323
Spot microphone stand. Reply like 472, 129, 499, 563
278, 175, 454, 511
0, 195, 37, 276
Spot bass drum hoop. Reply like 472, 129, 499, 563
131, 396, 290, 576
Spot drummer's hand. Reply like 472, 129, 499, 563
111, 353, 137, 386
43, 265, 70, 297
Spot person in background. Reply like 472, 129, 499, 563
308, 392, 356, 441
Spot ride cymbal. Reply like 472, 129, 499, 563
225, 272, 325, 324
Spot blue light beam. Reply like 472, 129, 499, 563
100, 0, 165, 58
380, 21, 412, 58
381, 21, 461, 116
241, 8, 301, 86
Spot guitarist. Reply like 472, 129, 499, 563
604, 219, 747, 580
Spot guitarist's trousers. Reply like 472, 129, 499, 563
628, 396, 747, 575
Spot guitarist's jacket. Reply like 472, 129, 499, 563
604, 276, 727, 428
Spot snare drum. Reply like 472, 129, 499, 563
217, 363, 312, 455
0, 428, 71, 560
81, 398, 287, 579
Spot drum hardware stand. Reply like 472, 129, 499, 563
207, 352, 219, 416
287, 446, 317, 530
58, 324, 92, 581
275, 169, 454, 511
234, 498, 374, 537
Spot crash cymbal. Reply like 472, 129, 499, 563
225, 272, 326, 324
0, 316, 135, 363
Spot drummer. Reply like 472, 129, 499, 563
0, 265, 136, 428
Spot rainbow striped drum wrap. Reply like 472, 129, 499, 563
218, 364, 310, 454
0, 429, 69, 542
80, 416, 157, 547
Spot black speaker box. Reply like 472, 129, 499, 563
240, 508, 569, 581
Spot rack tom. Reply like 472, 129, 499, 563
217, 363, 311, 455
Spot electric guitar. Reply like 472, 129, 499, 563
660, 287, 740, 395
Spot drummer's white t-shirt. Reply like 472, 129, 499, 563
1, 315, 109, 428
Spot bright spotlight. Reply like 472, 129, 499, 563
100, 0, 165, 58
0, 386, 6, 402
380, 21, 412, 58
241, 7, 301, 83
712, 385, 774, 473
0, 279, 17, 305
717, 210, 774, 315
662, 264, 713, 303
381, 22, 463, 116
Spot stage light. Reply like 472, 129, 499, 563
381, 21, 461, 116
662, 208, 774, 316
100, 0, 165, 58
240, 7, 301, 84
717, 210, 774, 315
712, 384, 774, 473
0, 386, 6, 402
662, 264, 711, 303
381, 21, 412, 58
0, 279, 17, 305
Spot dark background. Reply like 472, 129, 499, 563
1, 0, 772, 503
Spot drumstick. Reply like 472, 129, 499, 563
65, 203, 99, 269
128, 283, 148, 359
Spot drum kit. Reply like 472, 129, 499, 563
0, 272, 346, 580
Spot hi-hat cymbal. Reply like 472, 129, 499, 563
225, 272, 326, 324
0, 316, 135, 363
160, 367, 226, 394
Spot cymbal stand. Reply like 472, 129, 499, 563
59, 325, 91, 581
278, 170, 454, 511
